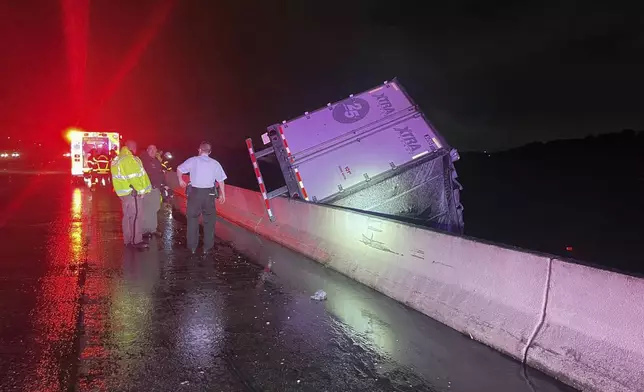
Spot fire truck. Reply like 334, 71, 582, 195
67, 129, 120, 185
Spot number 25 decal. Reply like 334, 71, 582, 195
343, 102, 363, 118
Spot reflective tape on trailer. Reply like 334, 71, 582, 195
293, 168, 309, 200
278, 126, 294, 163
246, 138, 274, 220
278, 126, 309, 200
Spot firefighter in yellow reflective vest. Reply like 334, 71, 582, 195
111, 140, 152, 249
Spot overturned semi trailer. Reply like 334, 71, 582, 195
246, 78, 464, 234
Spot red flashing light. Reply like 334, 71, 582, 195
66, 128, 83, 141
566, 246, 573, 252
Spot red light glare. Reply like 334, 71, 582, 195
65, 128, 82, 141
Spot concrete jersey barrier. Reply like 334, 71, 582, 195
527, 259, 644, 391
166, 171, 644, 392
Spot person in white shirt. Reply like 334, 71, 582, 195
176, 141, 227, 255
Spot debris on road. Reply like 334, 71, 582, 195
310, 290, 327, 301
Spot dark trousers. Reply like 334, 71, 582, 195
141, 188, 161, 233
186, 187, 217, 251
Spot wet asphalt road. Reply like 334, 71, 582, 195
0, 173, 578, 392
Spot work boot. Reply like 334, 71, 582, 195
129, 242, 149, 250
143, 231, 161, 239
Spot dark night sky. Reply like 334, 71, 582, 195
1, 0, 643, 154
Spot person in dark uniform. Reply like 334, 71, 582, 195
140, 144, 165, 238
176, 141, 227, 255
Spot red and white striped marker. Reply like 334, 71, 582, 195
246, 138, 274, 220
278, 126, 294, 163
278, 126, 309, 201
293, 168, 309, 200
